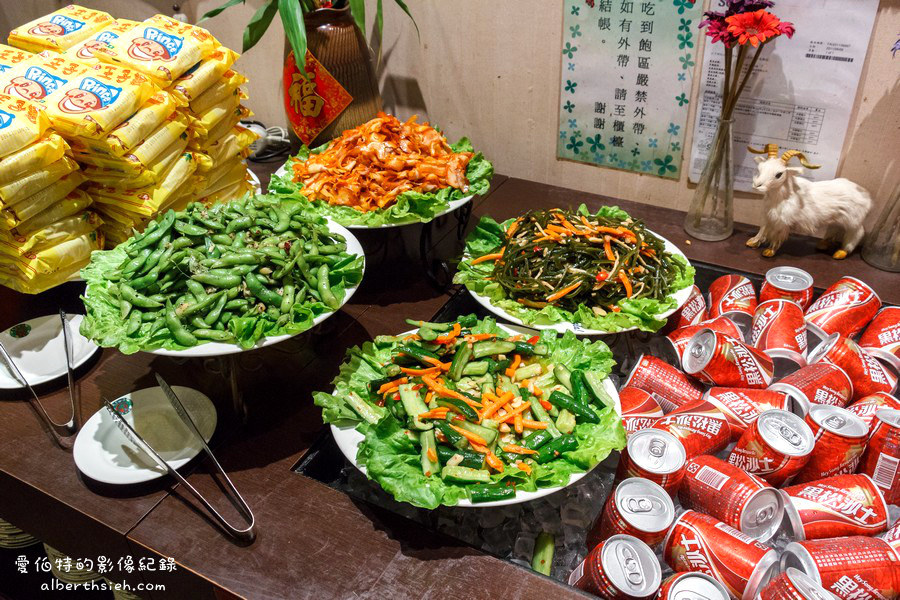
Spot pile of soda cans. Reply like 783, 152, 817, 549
569, 267, 900, 599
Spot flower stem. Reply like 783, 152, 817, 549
723, 44, 748, 120
727, 43, 765, 116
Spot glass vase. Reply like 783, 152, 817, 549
684, 118, 734, 241
862, 183, 900, 272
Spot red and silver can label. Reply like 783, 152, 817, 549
657, 572, 731, 600
618, 386, 665, 435
652, 398, 731, 458
794, 405, 869, 484
683, 328, 774, 389
668, 284, 709, 330
568, 534, 661, 599
708, 274, 758, 332
781, 536, 900, 600
666, 316, 744, 365
878, 521, 900, 556
680, 455, 784, 542
782, 474, 888, 540
623, 354, 704, 412
809, 333, 897, 402
728, 409, 815, 487
615, 428, 687, 496
858, 408, 900, 505
859, 306, 900, 372
805, 276, 881, 341
760, 266, 815, 311
586, 478, 675, 550
664, 510, 779, 600
751, 299, 808, 373
770, 363, 854, 414
705, 386, 798, 441
759, 568, 840, 600
846, 392, 900, 431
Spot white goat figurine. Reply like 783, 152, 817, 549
746, 144, 871, 259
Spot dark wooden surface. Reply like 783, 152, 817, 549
0, 162, 895, 599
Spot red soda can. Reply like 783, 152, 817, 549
878, 521, 900, 555
728, 409, 815, 487
666, 284, 708, 331
805, 276, 881, 342
652, 398, 731, 458
759, 568, 840, 600
657, 572, 731, 600
680, 455, 785, 543
809, 333, 898, 402
846, 392, 900, 430
769, 363, 854, 414
618, 386, 665, 434
793, 405, 869, 484
568, 534, 661, 599
760, 266, 815, 311
781, 536, 900, 599
663, 510, 780, 599
615, 428, 687, 496
859, 306, 900, 372
708, 274, 758, 335
586, 478, 675, 550
781, 474, 889, 540
705, 386, 801, 441
751, 299, 808, 377
623, 354, 704, 412
857, 408, 900, 505
664, 315, 744, 365
683, 328, 774, 389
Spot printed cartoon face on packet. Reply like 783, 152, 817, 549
3, 67, 67, 101
57, 77, 121, 114
28, 14, 84, 38
127, 27, 183, 62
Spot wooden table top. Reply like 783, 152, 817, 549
0, 162, 894, 599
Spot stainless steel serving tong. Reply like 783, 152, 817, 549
0, 310, 81, 447
102, 374, 256, 541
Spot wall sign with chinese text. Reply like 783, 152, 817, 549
557, 0, 703, 179
283, 50, 353, 146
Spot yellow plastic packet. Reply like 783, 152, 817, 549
9, 6, 113, 54
204, 157, 246, 193
2, 171, 85, 229
168, 46, 238, 104
0, 44, 34, 75
123, 111, 189, 169
0, 230, 102, 283
14, 188, 91, 236
0, 94, 50, 158
205, 125, 258, 168
98, 223, 131, 247
195, 90, 242, 134
64, 19, 140, 64
0, 53, 90, 105
71, 150, 144, 176
93, 15, 217, 85
0, 256, 91, 293
104, 90, 180, 156
150, 135, 190, 177
195, 105, 251, 149
44, 62, 158, 138
82, 165, 158, 189
189, 68, 246, 115
89, 151, 198, 216
0, 133, 69, 186
0, 210, 101, 257
0, 155, 79, 206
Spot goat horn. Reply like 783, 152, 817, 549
747, 143, 779, 158
781, 150, 821, 169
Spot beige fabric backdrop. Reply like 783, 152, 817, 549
3, 0, 898, 227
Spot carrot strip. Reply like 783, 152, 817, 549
377, 377, 408, 395
516, 461, 533, 474
539, 399, 552, 411
469, 442, 489, 454
422, 376, 482, 407
400, 366, 442, 376
503, 444, 539, 455
450, 424, 487, 446
481, 391, 514, 419
465, 333, 495, 342
546, 224, 570, 235
426, 448, 438, 463
506, 218, 522, 238
471, 251, 504, 265
421, 356, 451, 371
504, 354, 522, 378
618, 270, 633, 298
485, 452, 504, 472
546, 281, 582, 302
522, 419, 548, 430
402, 334, 421, 341
603, 236, 616, 261
435, 322, 461, 344
497, 402, 532, 424
425, 391, 433, 405
514, 413, 524, 435
419, 408, 450, 420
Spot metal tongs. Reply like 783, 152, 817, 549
102, 374, 256, 541
0, 310, 80, 447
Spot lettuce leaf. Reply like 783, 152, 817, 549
314, 316, 625, 508
453, 208, 695, 333
268, 138, 494, 227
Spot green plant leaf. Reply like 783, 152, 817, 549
198, 0, 245, 23
348, 0, 366, 37
279, 0, 309, 74
242, 0, 279, 53
375, 0, 384, 40
392, 0, 419, 40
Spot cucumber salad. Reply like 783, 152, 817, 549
315, 315, 626, 508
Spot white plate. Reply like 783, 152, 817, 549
0, 314, 99, 389
272, 161, 474, 230
467, 230, 693, 336
145, 218, 364, 358
73, 385, 216, 485
330, 323, 621, 508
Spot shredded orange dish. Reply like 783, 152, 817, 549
290, 113, 474, 212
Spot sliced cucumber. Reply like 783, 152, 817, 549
441, 465, 491, 484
